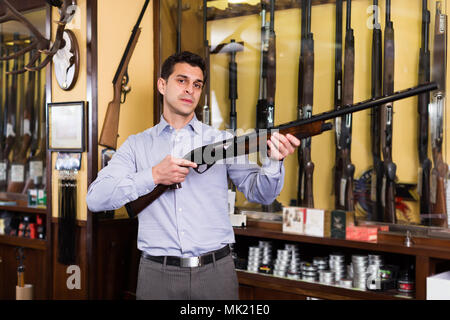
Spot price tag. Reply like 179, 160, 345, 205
30, 161, 44, 179
340, 178, 347, 207
381, 177, 387, 207
370, 172, 377, 202
430, 171, 437, 204
0, 162, 6, 181
417, 167, 423, 196
11, 164, 25, 183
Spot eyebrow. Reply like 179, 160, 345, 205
175, 74, 204, 84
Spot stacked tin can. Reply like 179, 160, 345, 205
258, 240, 273, 274
301, 262, 318, 281
329, 253, 346, 282
273, 249, 291, 277
285, 244, 302, 279
247, 240, 273, 273
351, 255, 369, 289
247, 246, 262, 273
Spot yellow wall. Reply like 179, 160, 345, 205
51, 0, 153, 220
208, 0, 450, 221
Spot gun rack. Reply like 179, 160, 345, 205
207, 0, 349, 21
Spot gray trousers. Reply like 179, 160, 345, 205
136, 252, 239, 300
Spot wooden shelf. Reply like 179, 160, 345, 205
234, 225, 450, 260
0, 205, 47, 215
0, 234, 46, 250
207, 0, 341, 21
237, 269, 413, 300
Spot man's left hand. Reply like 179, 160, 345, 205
267, 132, 301, 161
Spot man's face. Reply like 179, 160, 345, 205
158, 62, 204, 117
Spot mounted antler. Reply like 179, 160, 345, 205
0, 0, 77, 74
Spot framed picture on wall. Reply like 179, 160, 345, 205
47, 101, 86, 152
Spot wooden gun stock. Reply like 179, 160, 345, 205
99, 92, 122, 150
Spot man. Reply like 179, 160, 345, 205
86, 51, 300, 300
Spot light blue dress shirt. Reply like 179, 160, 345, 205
86, 115, 285, 257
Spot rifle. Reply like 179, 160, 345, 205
256, 0, 275, 130
370, 0, 383, 221
333, 0, 343, 208
210, 40, 244, 191
0, 35, 4, 189
16, 247, 25, 288
336, 0, 355, 211
24, 59, 46, 192
8, 50, 35, 193
201, 0, 211, 125
429, 2, 448, 227
1, 34, 20, 191
123, 82, 437, 217
98, 0, 150, 150
298, 0, 315, 208
381, 0, 396, 223
418, 0, 432, 221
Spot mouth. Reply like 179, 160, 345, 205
180, 98, 193, 104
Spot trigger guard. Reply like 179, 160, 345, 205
193, 163, 214, 174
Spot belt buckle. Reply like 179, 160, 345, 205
181, 256, 201, 267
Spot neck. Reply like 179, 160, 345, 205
162, 109, 195, 130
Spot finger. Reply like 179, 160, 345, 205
177, 167, 190, 175
173, 158, 198, 168
271, 134, 287, 155
267, 140, 282, 160
286, 134, 301, 147
274, 133, 295, 154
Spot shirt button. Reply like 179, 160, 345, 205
181, 231, 185, 236
179, 208, 182, 212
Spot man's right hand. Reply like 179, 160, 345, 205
152, 155, 198, 185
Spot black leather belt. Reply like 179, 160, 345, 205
142, 245, 231, 268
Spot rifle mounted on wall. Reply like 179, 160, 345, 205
98, 0, 150, 150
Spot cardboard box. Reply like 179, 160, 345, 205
282, 207, 306, 235
427, 271, 450, 300
346, 225, 379, 242
329, 210, 355, 239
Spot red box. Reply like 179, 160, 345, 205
345, 226, 379, 242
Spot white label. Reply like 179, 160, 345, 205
23, 119, 31, 136
381, 177, 387, 207
339, 178, 347, 207
440, 15, 446, 34
6, 123, 15, 137
30, 161, 44, 179
11, 164, 25, 183
370, 171, 377, 202
417, 167, 423, 196
0, 162, 6, 181
430, 171, 437, 204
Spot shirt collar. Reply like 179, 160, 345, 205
156, 114, 201, 136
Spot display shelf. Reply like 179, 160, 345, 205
233, 219, 450, 300
0, 205, 47, 215
234, 221, 450, 260
0, 234, 46, 250
237, 269, 413, 300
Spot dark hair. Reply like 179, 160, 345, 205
160, 51, 207, 82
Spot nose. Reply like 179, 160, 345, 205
185, 84, 194, 95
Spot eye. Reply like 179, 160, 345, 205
194, 82, 203, 89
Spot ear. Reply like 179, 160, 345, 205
157, 78, 166, 95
